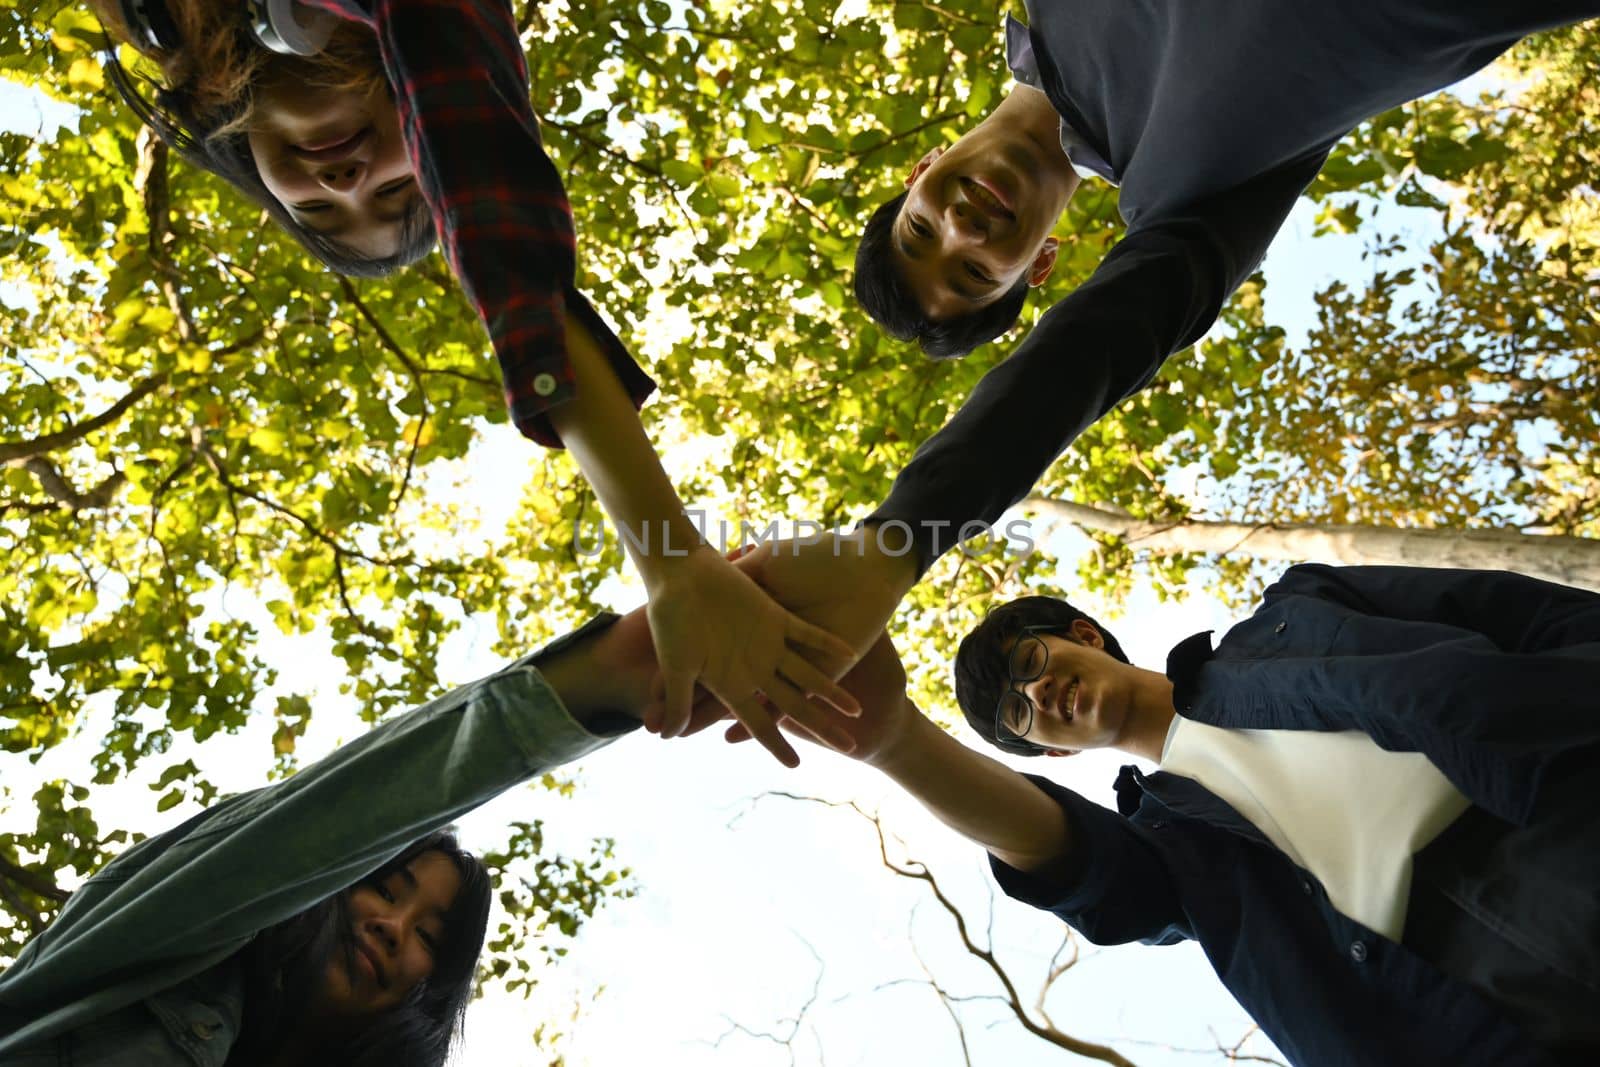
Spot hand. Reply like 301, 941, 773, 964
643, 544, 861, 767
730, 530, 919, 663
724, 633, 918, 766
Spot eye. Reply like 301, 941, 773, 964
375, 177, 412, 199
909, 217, 932, 239
374, 881, 394, 903
292, 201, 332, 213
418, 928, 439, 956
964, 261, 993, 284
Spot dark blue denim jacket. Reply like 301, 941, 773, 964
993, 565, 1600, 1067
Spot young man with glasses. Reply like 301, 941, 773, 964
753, 562, 1599, 1065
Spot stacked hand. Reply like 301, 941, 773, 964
641, 543, 863, 768
717, 632, 918, 767
653, 532, 921, 764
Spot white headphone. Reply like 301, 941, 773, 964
241, 0, 338, 56
118, 0, 337, 56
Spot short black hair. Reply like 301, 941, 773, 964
953, 595, 1129, 756
105, 55, 437, 278
853, 190, 1030, 360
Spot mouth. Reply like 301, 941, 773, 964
292, 126, 371, 164
1058, 679, 1079, 723
355, 937, 387, 988
962, 175, 1015, 220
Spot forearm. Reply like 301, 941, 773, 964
547, 313, 703, 588
1269, 563, 1600, 652
868, 234, 1208, 570
872, 710, 1071, 875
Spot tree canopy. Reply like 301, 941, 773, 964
1, 0, 1594, 1019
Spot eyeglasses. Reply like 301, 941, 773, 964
994, 626, 1055, 750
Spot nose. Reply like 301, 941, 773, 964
314, 159, 368, 194
367, 914, 400, 955
1023, 673, 1053, 710
944, 195, 990, 241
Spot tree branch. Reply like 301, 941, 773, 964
0, 855, 70, 904
749, 792, 1140, 1067
12, 457, 126, 511
0, 374, 168, 465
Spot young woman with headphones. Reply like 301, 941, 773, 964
84, 0, 867, 773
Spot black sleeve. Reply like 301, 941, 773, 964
868, 149, 1330, 571
988, 775, 1188, 947
1264, 563, 1600, 654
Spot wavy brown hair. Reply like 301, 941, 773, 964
86, 0, 436, 276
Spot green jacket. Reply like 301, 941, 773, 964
0, 616, 634, 1064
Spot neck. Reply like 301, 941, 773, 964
990, 84, 1079, 176
1115, 667, 1177, 764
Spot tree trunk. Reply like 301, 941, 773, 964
1026, 497, 1600, 593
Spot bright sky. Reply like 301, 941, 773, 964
0, 48, 1483, 1067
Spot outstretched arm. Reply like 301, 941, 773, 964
727, 633, 1073, 876
547, 317, 860, 769
0, 613, 653, 1023
869, 150, 1330, 573
1263, 563, 1600, 654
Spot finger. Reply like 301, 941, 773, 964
657, 668, 696, 739
774, 649, 860, 717
640, 671, 667, 733
725, 543, 754, 563
782, 616, 861, 682
759, 678, 858, 753
724, 721, 752, 744
725, 693, 799, 768
777, 651, 861, 716
682, 691, 732, 737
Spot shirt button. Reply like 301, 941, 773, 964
532, 373, 559, 397
191, 1021, 217, 1040
1274, 621, 1287, 634
1149, 820, 1166, 830
1349, 940, 1368, 964
1300, 877, 1314, 896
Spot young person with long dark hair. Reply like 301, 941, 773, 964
0, 607, 704, 1065
82, 0, 864, 768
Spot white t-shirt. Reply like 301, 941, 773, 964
1161, 717, 1471, 942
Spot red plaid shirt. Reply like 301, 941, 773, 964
305, 0, 655, 446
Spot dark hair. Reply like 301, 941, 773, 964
853, 190, 1030, 360
232, 829, 493, 1067
97, 20, 436, 277
953, 595, 1129, 756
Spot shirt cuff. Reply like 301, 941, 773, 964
493, 614, 641, 763
512, 290, 657, 449
987, 774, 1117, 916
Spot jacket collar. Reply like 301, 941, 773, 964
1164, 630, 1215, 712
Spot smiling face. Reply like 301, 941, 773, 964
891, 96, 1079, 321
315, 849, 463, 1018
246, 75, 423, 259
997, 619, 1143, 754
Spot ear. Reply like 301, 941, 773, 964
1026, 237, 1059, 287
905, 146, 945, 189
1043, 748, 1080, 758
1067, 618, 1104, 650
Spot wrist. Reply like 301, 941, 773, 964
537, 611, 656, 725
864, 701, 933, 773
635, 519, 715, 592
856, 520, 921, 596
